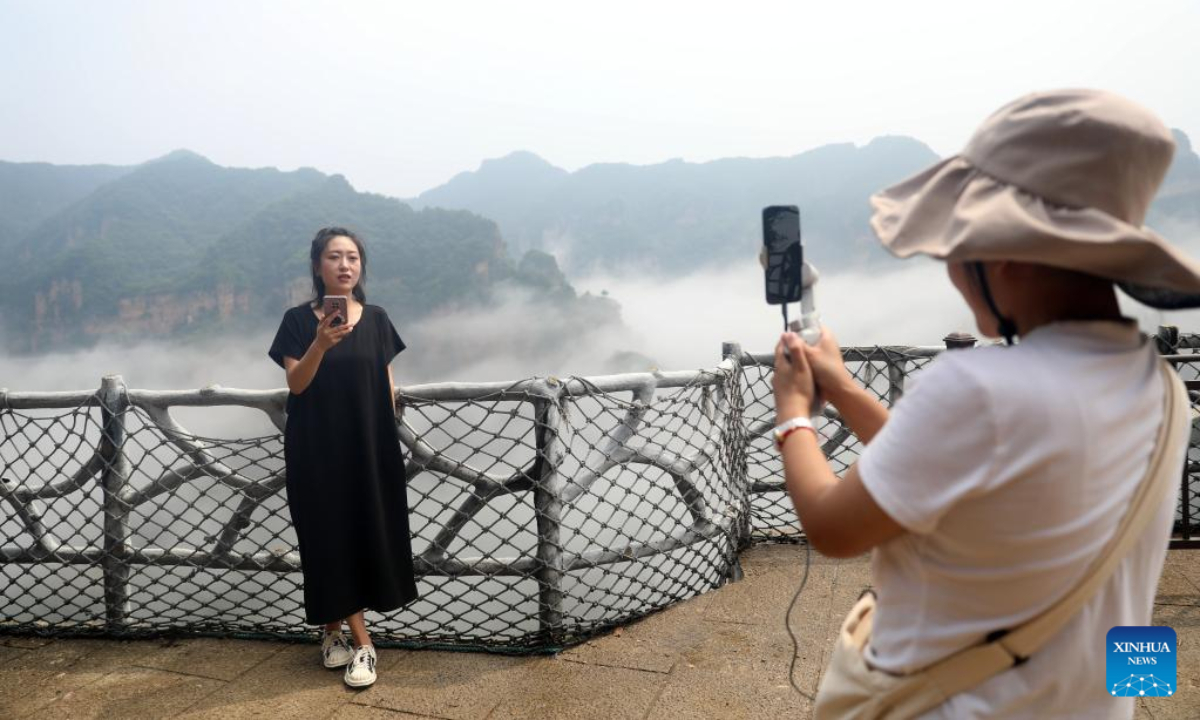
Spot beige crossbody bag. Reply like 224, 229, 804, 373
814, 361, 1188, 720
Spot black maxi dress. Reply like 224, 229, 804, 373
268, 303, 419, 625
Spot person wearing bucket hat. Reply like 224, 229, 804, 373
772, 89, 1194, 718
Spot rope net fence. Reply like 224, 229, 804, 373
1, 327, 1197, 652
1, 366, 747, 652
736, 345, 939, 542
1163, 329, 1200, 547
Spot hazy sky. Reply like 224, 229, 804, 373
2, 0, 1198, 198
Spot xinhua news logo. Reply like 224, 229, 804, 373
1106, 626, 1176, 698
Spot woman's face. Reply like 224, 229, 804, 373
317, 235, 361, 297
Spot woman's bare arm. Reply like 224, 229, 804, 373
779, 436, 905, 557
387, 365, 397, 413
283, 345, 324, 395
282, 311, 352, 394
774, 330, 906, 557
825, 382, 890, 445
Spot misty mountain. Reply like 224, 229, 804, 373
2, 152, 618, 353
413, 137, 941, 273
414, 131, 1200, 274
415, 150, 569, 237
1150, 129, 1200, 224
187, 175, 595, 322
11, 151, 330, 290
0, 160, 133, 249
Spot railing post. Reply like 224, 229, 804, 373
1156, 325, 1180, 355
722, 342, 753, 554
943, 332, 978, 350
532, 382, 566, 645
98, 375, 131, 630
721, 342, 742, 365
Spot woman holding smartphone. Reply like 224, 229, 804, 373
268, 226, 417, 688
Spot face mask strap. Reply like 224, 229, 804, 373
972, 262, 1018, 346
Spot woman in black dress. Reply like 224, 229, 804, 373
268, 226, 418, 688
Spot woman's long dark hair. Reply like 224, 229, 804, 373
310, 226, 367, 305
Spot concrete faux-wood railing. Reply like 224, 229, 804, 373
0, 361, 747, 652
2, 330, 1197, 653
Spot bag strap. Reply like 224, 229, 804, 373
922, 359, 1188, 699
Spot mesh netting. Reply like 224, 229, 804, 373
1164, 333, 1200, 544
739, 336, 1200, 545
1, 367, 747, 652
2, 335, 1197, 653
738, 346, 939, 542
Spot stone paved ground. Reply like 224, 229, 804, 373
1, 546, 1197, 719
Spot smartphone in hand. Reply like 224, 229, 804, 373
762, 205, 803, 306
322, 295, 349, 327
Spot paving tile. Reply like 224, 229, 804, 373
652, 641, 813, 720
129, 637, 284, 681
737, 543, 846, 568
59, 639, 178, 672
1163, 550, 1200, 592
0, 636, 56, 649
0, 545, 1193, 720
668, 616, 823, 715
704, 548, 864, 704
679, 617, 817, 693
1145, 603, 1200, 719
339, 706, 445, 720
34, 667, 224, 720
0, 639, 114, 718
653, 556, 861, 720
488, 657, 666, 720
0, 644, 30, 666
1156, 567, 1200, 607
559, 591, 714, 674
705, 544, 838, 627
353, 648, 535, 720
818, 558, 873, 649
1134, 697, 1154, 719
176, 643, 357, 719
652, 673, 812, 720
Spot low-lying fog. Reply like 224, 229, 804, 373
4, 236, 1200, 438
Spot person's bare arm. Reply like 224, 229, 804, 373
774, 330, 905, 557
798, 327, 890, 444
824, 383, 890, 445
778, 432, 906, 557
387, 365, 397, 413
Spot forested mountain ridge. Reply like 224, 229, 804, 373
0, 159, 133, 249
7, 129, 1196, 355
1, 152, 615, 353
413, 136, 942, 273
415, 130, 1200, 273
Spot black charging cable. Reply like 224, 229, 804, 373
785, 538, 815, 700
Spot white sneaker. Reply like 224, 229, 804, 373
321, 629, 354, 669
344, 645, 377, 688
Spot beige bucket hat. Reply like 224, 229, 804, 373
870, 88, 1200, 308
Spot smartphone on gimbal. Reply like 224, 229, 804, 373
762, 204, 803, 306
762, 205, 821, 345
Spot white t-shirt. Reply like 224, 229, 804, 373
858, 321, 1185, 719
